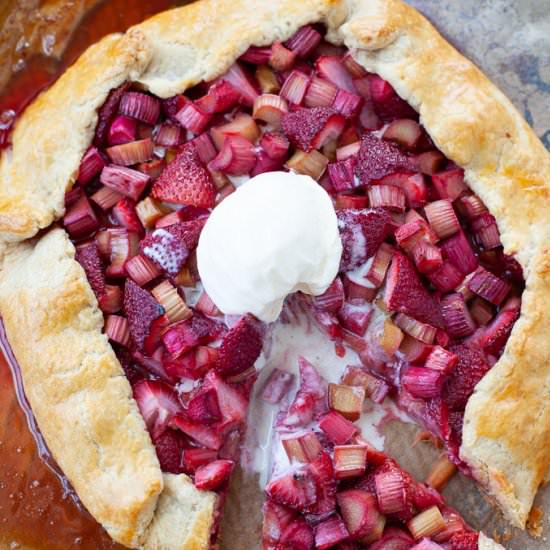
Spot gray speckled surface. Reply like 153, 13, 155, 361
221, 3, 550, 549
407, 0, 550, 149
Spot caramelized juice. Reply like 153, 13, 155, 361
0, 0, 191, 547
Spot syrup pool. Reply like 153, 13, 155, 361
0, 323, 122, 549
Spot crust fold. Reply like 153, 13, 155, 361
0, 229, 162, 545
0, 30, 152, 244
334, 0, 550, 527
1, 0, 550, 541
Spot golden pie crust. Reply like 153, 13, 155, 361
0, 0, 548, 547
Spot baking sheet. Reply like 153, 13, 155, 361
220, 1, 550, 548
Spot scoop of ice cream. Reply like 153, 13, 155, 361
197, 171, 342, 322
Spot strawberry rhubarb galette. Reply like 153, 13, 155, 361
0, 0, 550, 548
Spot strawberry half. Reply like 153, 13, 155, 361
354, 133, 415, 185
443, 344, 490, 410
384, 252, 445, 328
337, 208, 392, 271
75, 242, 106, 299
140, 219, 206, 275
282, 106, 345, 152
151, 143, 217, 207
216, 314, 263, 376
194, 459, 234, 491
123, 280, 164, 350
133, 379, 183, 439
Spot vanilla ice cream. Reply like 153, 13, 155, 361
196, 171, 343, 322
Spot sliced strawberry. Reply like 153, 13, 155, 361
133, 379, 183, 438
443, 344, 490, 411
281, 107, 345, 151
204, 370, 249, 429
477, 299, 520, 356
384, 252, 445, 328
163, 350, 202, 380
181, 448, 218, 473
354, 133, 415, 185
75, 242, 106, 299
398, 391, 451, 446
281, 357, 327, 428
143, 314, 170, 356
186, 386, 221, 424
112, 197, 143, 234
194, 459, 234, 491
309, 451, 337, 515
265, 466, 318, 512
196, 80, 241, 114
123, 280, 164, 350
337, 208, 392, 271
216, 314, 263, 376
140, 219, 205, 275
162, 313, 224, 358
170, 415, 224, 450
151, 143, 217, 207
152, 429, 184, 474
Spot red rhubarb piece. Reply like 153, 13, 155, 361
314, 514, 349, 550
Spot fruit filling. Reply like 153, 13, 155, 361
64, 22, 523, 546
262, 358, 481, 550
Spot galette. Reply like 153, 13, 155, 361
0, 0, 550, 549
